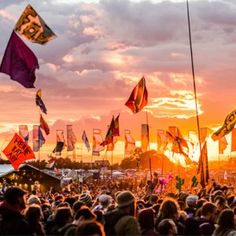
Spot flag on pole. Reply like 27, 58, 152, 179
53, 130, 64, 155
124, 130, 135, 157
113, 114, 120, 136
200, 127, 209, 143
0, 31, 39, 88
82, 130, 90, 152
219, 137, 228, 154
141, 124, 149, 152
33, 125, 45, 152
40, 114, 50, 135
15, 4, 56, 45
36, 89, 47, 114
197, 141, 209, 188
212, 109, 236, 141
231, 128, 236, 152
19, 125, 29, 143
125, 76, 148, 113
100, 117, 116, 146
66, 125, 77, 151
3, 133, 35, 170
92, 129, 104, 156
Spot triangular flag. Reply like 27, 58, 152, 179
3, 133, 35, 170
36, 89, 47, 114
0, 31, 39, 88
125, 76, 148, 113
15, 4, 56, 45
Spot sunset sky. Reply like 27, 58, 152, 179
0, 0, 235, 160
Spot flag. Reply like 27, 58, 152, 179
197, 141, 209, 188
141, 124, 149, 152
66, 125, 77, 151
92, 129, 105, 156
125, 130, 135, 157
15, 4, 56, 45
33, 125, 45, 152
0, 31, 39, 88
36, 89, 47, 114
113, 114, 120, 136
212, 109, 236, 141
100, 117, 116, 146
40, 114, 50, 135
157, 129, 167, 154
219, 137, 228, 154
231, 128, 236, 152
82, 130, 90, 152
19, 125, 29, 143
3, 133, 35, 170
53, 130, 65, 155
125, 76, 148, 113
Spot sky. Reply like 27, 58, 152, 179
0, 0, 236, 160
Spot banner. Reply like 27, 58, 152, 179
92, 129, 104, 156
125, 130, 135, 157
66, 125, 77, 151
15, 4, 56, 45
19, 125, 29, 143
3, 133, 35, 170
141, 124, 149, 152
53, 130, 65, 155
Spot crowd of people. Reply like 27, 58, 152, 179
0, 172, 235, 236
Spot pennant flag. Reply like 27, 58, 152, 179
66, 125, 77, 151
33, 125, 45, 152
125, 129, 135, 157
0, 31, 39, 88
157, 129, 167, 154
212, 109, 236, 141
36, 89, 47, 114
231, 128, 236, 152
219, 137, 228, 154
15, 4, 56, 45
197, 142, 209, 188
19, 125, 29, 143
40, 114, 50, 135
141, 124, 149, 152
3, 133, 35, 170
92, 129, 105, 156
125, 76, 148, 113
53, 130, 65, 155
82, 130, 91, 152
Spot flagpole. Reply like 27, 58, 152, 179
186, 0, 202, 154
145, 110, 152, 180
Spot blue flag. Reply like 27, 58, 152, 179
0, 31, 39, 88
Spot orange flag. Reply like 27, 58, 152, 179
231, 128, 236, 152
219, 137, 228, 154
3, 133, 35, 170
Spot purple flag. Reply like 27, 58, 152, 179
0, 31, 39, 88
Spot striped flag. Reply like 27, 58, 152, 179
15, 4, 56, 45
125, 76, 148, 113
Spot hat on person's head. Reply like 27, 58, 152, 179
79, 193, 92, 205
27, 195, 41, 205
4, 187, 27, 204
186, 195, 199, 206
98, 194, 111, 205
116, 191, 135, 208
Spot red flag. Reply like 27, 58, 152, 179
0, 31, 39, 88
40, 114, 50, 135
125, 76, 148, 113
3, 133, 35, 170
219, 137, 228, 154
100, 117, 115, 146
231, 128, 236, 152
197, 142, 209, 188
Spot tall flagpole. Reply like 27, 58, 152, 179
186, 0, 202, 154
146, 111, 152, 180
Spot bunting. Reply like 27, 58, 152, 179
82, 130, 91, 152
212, 109, 236, 141
36, 89, 47, 114
3, 133, 35, 170
0, 31, 39, 88
197, 141, 209, 188
15, 4, 56, 45
125, 76, 148, 113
